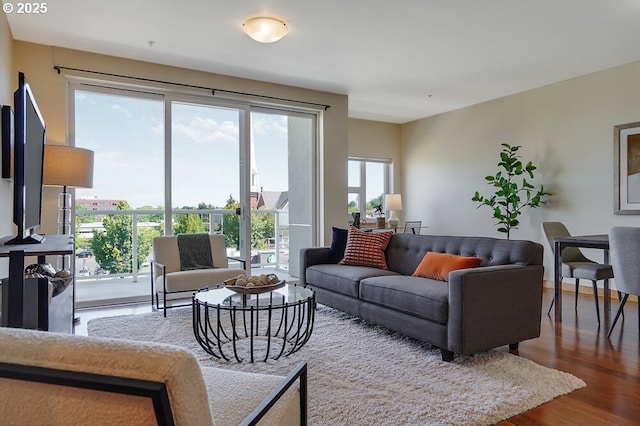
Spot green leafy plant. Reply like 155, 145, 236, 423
472, 143, 550, 239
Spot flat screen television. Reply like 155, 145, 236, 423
5, 72, 46, 245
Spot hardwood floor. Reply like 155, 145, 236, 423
498, 288, 640, 425
77, 288, 639, 425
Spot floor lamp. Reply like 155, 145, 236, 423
43, 145, 95, 270
43, 145, 94, 325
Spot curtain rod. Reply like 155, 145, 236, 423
53, 65, 331, 110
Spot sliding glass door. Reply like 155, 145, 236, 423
249, 109, 316, 274
169, 99, 248, 267
71, 83, 317, 307
71, 87, 164, 306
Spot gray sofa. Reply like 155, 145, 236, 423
300, 233, 544, 361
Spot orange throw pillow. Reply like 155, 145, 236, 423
339, 226, 394, 269
412, 252, 483, 281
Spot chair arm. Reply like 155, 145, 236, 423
447, 264, 544, 355
0, 361, 174, 426
299, 247, 331, 285
150, 261, 166, 291
240, 361, 308, 426
227, 256, 247, 269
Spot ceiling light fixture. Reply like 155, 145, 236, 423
243, 17, 288, 43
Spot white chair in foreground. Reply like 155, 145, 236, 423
152, 233, 246, 316
0, 327, 307, 425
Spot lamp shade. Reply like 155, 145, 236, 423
43, 145, 94, 188
243, 17, 288, 43
385, 194, 403, 211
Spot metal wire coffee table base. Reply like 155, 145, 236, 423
193, 286, 315, 363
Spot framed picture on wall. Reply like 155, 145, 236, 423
614, 121, 640, 214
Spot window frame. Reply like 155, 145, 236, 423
347, 157, 392, 219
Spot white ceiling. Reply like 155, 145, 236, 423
5, 0, 640, 123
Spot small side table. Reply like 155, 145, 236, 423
192, 283, 315, 362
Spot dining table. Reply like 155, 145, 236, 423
553, 234, 610, 322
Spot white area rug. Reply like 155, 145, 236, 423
88, 305, 585, 426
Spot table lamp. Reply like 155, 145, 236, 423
385, 193, 402, 229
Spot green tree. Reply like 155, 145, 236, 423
365, 194, 383, 214
223, 197, 240, 249
137, 225, 160, 266
251, 208, 275, 250
173, 213, 206, 235
75, 204, 98, 224
136, 205, 164, 223
221, 195, 276, 251
92, 201, 133, 274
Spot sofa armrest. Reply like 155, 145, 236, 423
447, 264, 544, 355
299, 247, 331, 285
241, 361, 308, 426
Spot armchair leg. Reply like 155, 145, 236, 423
508, 343, 519, 352
575, 278, 580, 310
163, 291, 167, 317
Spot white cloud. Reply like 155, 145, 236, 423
174, 117, 238, 145
252, 115, 287, 138
111, 104, 132, 118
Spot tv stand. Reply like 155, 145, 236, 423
0, 234, 74, 333
4, 233, 45, 245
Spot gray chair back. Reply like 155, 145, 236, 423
542, 221, 590, 263
610, 226, 640, 296
403, 221, 422, 235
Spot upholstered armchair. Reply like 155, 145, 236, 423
151, 234, 246, 316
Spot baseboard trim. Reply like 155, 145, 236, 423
542, 279, 637, 303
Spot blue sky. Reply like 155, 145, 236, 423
74, 91, 289, 209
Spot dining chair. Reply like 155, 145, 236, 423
607, 226, 640, 337
403, 221, 422, 235
542, 221, 613, 324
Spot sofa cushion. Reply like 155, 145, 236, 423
384, 234, 543, 275
306, 264, 398, 298
339, 226, 394, 269
359, 275, 449, 324
413, 252, 483, 281
328, 227, 348, 264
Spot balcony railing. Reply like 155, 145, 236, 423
74, 208, 289, 287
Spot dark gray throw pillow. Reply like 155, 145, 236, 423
328, 227, 348, 263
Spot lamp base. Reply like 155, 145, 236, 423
388, 211, 400, 229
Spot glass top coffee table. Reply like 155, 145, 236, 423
192, 283, 315, 363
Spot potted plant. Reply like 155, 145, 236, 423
472, 143, 550, 239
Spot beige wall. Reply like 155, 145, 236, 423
0, 12, 14, 276
348, 118, 403, 219
401, 59, 640, 281
12, 41, 349, 245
